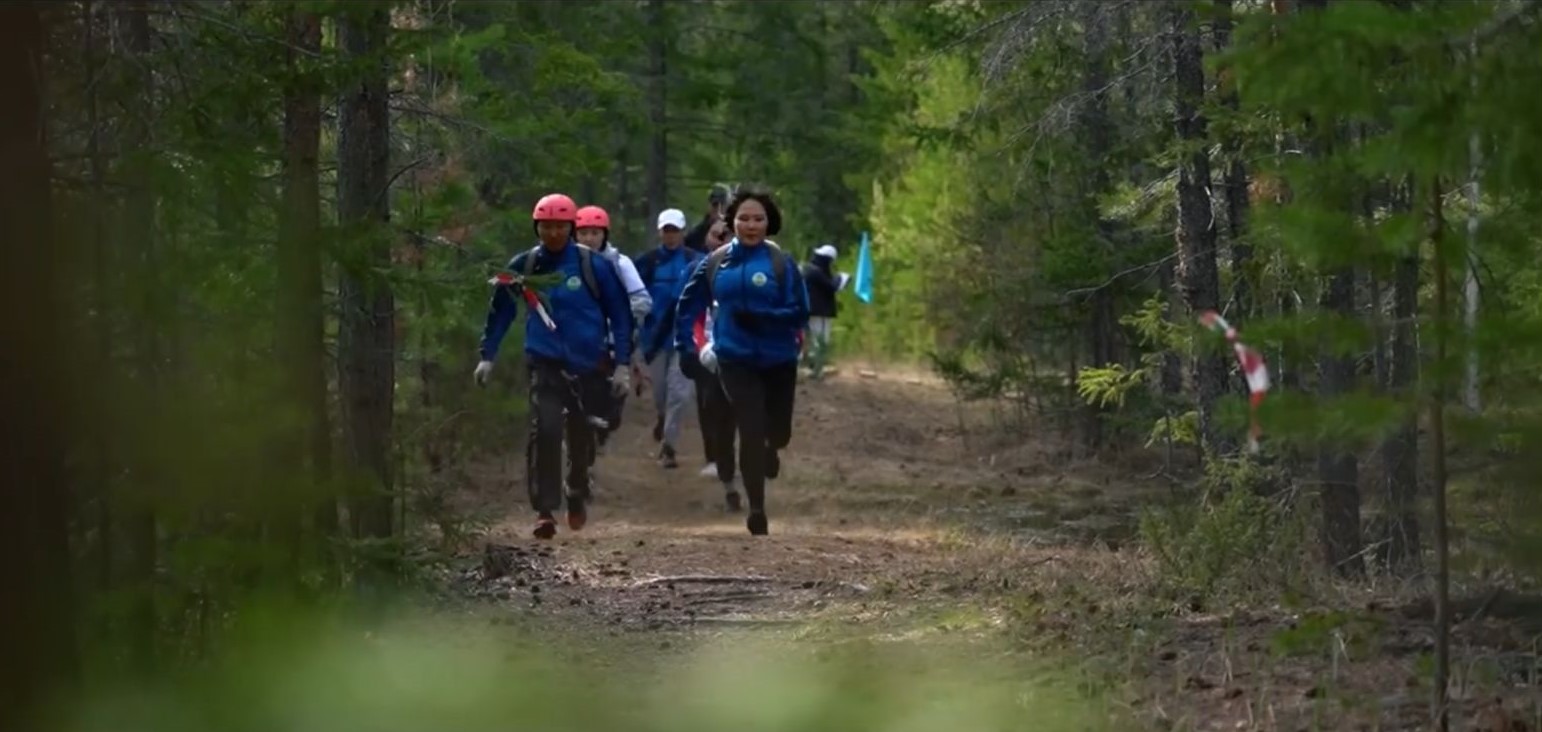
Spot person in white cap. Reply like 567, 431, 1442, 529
634, 208, 703, 468
800, 243, 845, 379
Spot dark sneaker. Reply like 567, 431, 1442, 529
659, 444, 678, 469
566, 499, 587, 532
533, 513, 558, 540
724, 490, 742, 513
746, 511, 768, 536
765, 449, 781, 480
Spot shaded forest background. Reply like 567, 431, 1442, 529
6, 1, 1542, 730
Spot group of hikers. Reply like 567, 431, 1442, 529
475, 184, 847, 539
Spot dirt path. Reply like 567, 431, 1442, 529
450, 364, 1158, 637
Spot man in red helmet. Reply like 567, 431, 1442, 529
574, 204, 651, 455
475, 193, 634, 539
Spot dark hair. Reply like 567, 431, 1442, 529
709, 183, 732, 204
725, 184, 782, 236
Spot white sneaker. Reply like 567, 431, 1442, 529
698, 463, 717, 478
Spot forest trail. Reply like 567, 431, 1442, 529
452, 364, 1160, 641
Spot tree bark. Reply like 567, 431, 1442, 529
1317, 266, 1364, 575
279, 9, 334, 562
121, 0, 159, 672
645, 0, 668, 219
0, 4, 81, 727
1383, 241, 1421, 569
1213, 0, 1254, 327
1170, 3, 1228, 456
337, 6, 396, 550
1429, 174, 1453, 732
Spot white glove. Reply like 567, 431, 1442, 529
699, 343, 718, 373
611, 364, 631, 396
473, 360, 494, 386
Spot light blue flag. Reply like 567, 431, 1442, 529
853, 230, 874, 304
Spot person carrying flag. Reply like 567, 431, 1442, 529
474, 193, 633, 539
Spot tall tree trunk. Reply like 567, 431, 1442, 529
1318, 267, 1364, 575
1463, 31, 1481, 413
1169, 3, 1228, 456
645, 0, 668, 218
1383, 230, 1421, 569
1428, 174, 1453, 732
337, 6, 396, 556
122, 0, 159, 671
0, 6, 81, 727
1213, 0, 1254, 326
279, 9, 334, 565
84, 0, 115, 593
1079, 3, 1117, 450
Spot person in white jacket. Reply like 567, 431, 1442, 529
575, 205, 650, 456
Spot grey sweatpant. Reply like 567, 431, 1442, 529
649, 351, 695, 449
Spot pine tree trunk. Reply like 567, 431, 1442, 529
1318, 267, 1365, 575
1213, 0, 1254, 326
1384, 244, 1421, 569
1170, 3, 1228, 456
337, 6, 396, 553
279, 9, 334, 561
0, 6, 81, 727
122, 0, 159, 672
645, 0, 668, 219
1079, 4, 1117, 450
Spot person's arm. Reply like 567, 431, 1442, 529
674, 257, 711, 355
594, 256, 632, 367
754, 260, 812, 330
803, 262, 837, 291
478, 254, 524, 361
616, 254, 653, 324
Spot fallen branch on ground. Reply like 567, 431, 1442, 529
632, 574, 772, 588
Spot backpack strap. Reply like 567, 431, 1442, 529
703, 246, 730, 301
523, 244, 600, 301
576, 244, 600, 301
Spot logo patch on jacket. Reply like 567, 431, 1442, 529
566, 276, 582, 291
751, 272, 768, 287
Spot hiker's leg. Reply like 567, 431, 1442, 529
719, 363, 768, 513
648, 355, 669, 420
696, 382, 716, 464
563, 373, 602, 503
708, 375, 738, 483
765, 361, 799, 452
527, 364, 566, 514
662, 352, 694, 450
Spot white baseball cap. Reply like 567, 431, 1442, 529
656, 208, 687, 230
814, 244, 838, 259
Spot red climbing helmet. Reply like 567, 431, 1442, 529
531, 193, 578, 222
575, 205, 610, 230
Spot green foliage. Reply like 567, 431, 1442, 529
63, 606, 1118, 732
1138, 459, 1306, 599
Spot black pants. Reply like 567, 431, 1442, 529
717, 361, 798, 513
698, 372, 737, 484
696, 385, 715, 463
526, 360, 607, 514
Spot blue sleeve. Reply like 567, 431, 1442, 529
674, 257, 711, 355
478, 253, 525, 361
595, 256, 632, 366
759, 259, 811, 330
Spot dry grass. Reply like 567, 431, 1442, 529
445, 364, 1542, 731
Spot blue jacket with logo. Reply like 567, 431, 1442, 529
635, 244, 704, 361
674, 239, 810, 369
479, 242, 632, 372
